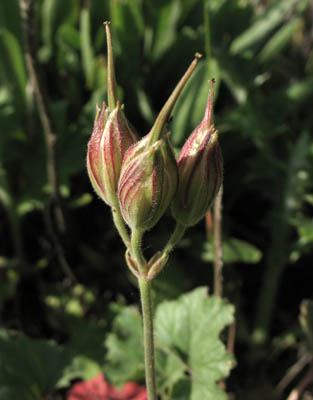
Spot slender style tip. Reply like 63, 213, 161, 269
148, 54, 202, 144
205, 79, 215, 127
105, 21, 118, 111
94, 103, 101, 124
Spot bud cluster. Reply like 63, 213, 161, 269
86, 22, 223, 277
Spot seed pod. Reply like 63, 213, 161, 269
118, 132, 178, 232
172, 80, 223, 227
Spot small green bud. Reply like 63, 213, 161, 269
118, 132, 178, 232
172, 80, 223, 227
125, 249, 140, 278
147, 251, 169, 279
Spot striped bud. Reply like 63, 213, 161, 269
87, 102, 138, 207
118, 132, 178, 232
171, 80, 223, 227
117, 54, 202, 231
87, 22, 138, 207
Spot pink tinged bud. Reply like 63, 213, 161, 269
171, 81, 223, 227
118, 132, 178, 232
87, 102, 138, 207
87, 103, 108, 202
100, 102, 138, 207
116, 54, 202, 232
87, 23, 138, 207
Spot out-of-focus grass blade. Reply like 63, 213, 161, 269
0, 0, 22, 43
150, 0, 181, 61
285, 77, 313, 104
179, 0, 201, 22
110, 0, 144, 37
40, 0, 78, 61
215, 51, 252, 104
266, 76, 313, 121
258, 18, 300, 63
295, 0, 310, 13
93, 56, 107, 93
125, 0, 145, 34
80, 7, 95, 89
0, 29, 27, 110
230, 0, 299, 56
57, 24, 80, 50
202, 238, 262, 264
109, 0, 144, 75
137, 88, 154, 125
284, 130, 310, 217
56, 25, 81, 76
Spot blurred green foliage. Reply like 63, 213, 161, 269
0, 0, 313, 399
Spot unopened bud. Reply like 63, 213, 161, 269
147, 251, 169, 279
118, 54, 203, 231
87, 102, 138, 207
118, 132, 178, 232
87, 22, 138, 207
87, 103, 108, 203
172, 80, 223, 227
125, 250, 140, 278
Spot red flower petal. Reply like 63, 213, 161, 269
67, 373, 110, 400
67, 374, 147, 400
120, 382, 147, 400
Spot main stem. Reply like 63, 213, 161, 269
131, 229, 146, 274
138, 277, 157, 400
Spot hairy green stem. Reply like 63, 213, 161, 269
164, 222, 186, 255
111, 207, 130, 248
138, 277, 157, 400
131, 229, 146, 274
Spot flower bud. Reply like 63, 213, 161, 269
125, 249, 140, 278
87, 22, 138, 207
147, 251, 169, 280
86, 103, 108, 203
118, 132, 178, 232
117, 53, 202, 232
87, 102, 138, 207
171, 80, 223, 227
